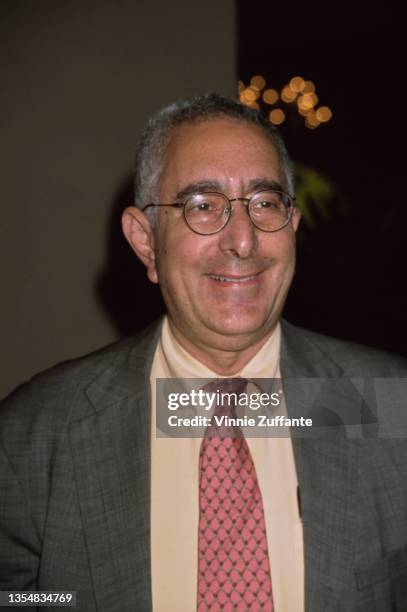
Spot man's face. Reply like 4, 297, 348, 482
150, 118, 300, 353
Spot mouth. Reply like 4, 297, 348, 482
208, 273, 259, 284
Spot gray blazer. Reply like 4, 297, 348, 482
1, 319, 407, 611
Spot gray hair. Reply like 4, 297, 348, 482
134, 92, 294, 218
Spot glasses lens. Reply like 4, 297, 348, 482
249, 190, 291, 231
184, 193, 227, 234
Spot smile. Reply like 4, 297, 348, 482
209, 274, 258, 283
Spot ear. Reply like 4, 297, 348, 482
122, 206, 158, 284
292, 206, 301, 232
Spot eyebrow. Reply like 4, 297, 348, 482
245, 178, 285, 193
175, 181, 222, 201
175, 177, 285, 201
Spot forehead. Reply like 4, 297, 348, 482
158, 118, 284, 196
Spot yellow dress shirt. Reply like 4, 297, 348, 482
150, 317, 304, 611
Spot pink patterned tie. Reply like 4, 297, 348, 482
197, 378, 273, 611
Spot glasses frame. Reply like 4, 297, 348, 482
142, 189, 296, 236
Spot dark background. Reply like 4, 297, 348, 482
0, 0, 235, 399
2, 3, 405, 399
238, 3, 407, 355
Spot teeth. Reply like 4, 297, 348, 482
210, 275, 254, 283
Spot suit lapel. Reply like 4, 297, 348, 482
67, 317, 360, 611
280, 320, 358, 612
69, 321, 162, 611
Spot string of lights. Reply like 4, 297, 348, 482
238, 75, 332, 129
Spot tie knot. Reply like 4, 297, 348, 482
203, 377, 247, 424
205, 377, 247, 396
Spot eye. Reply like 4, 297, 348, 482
256, 200, 276, 209
251, 191, 285, 212
194, 202, 212, 211
252, 198, 280, 210
186, 194, 222, 214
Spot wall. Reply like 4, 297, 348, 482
0, 0, 236, 398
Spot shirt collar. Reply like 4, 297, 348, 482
159, 316, 281, 380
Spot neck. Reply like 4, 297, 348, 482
167, 319, 276, 375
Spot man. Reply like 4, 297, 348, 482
1, 93, 407, 612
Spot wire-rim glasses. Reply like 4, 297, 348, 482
142, 189, 296, 235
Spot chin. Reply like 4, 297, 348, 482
206, 313, 274, 340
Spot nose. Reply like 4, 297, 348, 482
218, 200, 257, 259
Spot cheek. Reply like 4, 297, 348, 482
261, 236, 296, 296
154, 231, 203, 293
262, 231, 296, 266
159, 224, 210, 269
279, 242, 296, 282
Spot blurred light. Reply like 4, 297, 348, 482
247, 101, 260, 110
316, 106, 333, 122
310, 93, 318, 106
298, 106, 313, 116
251, 75, 266, 91
281, 86, 297, 103
289, 76, 305, 92
298, 93, 315, 110
246, 86, 260, 101
302, 80, 316, 94
240, 86, 260, 104
305, 113, 321, 129
269, 109, 285, 125
263, 88, 279, 104
239, 91, 252, 104
238, 80, 245, 94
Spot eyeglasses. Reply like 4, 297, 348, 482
142, 189, 296, 235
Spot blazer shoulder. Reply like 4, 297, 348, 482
281, 319, 407, 377
0, 320, 161, 439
